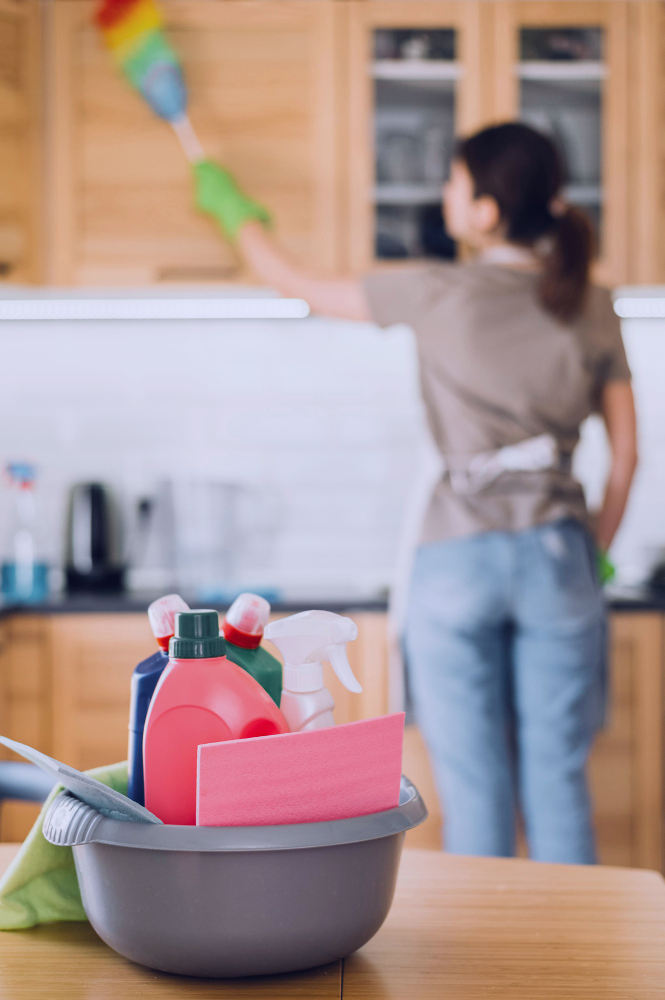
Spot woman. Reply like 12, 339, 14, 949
196, 122, 637, 863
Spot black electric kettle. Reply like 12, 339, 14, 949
65, 483, 125, 594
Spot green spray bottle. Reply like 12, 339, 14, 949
222, 593, 282, 706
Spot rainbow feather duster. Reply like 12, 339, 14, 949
95, 1, 270, 241
96, 0, 203, 159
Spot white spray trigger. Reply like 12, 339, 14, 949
325, 642, 362, 694
265, 610, 361, 730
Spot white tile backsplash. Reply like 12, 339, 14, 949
0, 293, 660, 598
0, 308, 421, 598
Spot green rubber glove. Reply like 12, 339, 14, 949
194, 160, 270, 242
597, 549, 616, 585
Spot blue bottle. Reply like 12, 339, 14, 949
127, 649, 169, 805
127, 594, 189, 804
1, 462, 50, 604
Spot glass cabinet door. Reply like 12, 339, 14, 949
490, 2, 634, 285
347, 3, 482, 273
372, 28, 459, 260
518, 27, 604, 249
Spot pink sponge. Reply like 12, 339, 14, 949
197, 713, 405, 827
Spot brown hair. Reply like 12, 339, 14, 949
456, 122, 594, 323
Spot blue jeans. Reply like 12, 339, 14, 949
405, 519, 605, 863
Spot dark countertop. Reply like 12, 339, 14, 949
1, 586, 664, 617
604, 585, 665, 613
0, 593, 390, 618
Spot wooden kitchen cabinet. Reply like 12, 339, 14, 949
0, 615, 52, 842
590, 613, 664, 869
487, 1, 664, 287
0, 0, 41, 283
49, 614, 156, 771
16, 0, 661, 286
44, 0, 345, 285
345, 0, 664, 284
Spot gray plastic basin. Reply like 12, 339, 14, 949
44, 776, 427, 978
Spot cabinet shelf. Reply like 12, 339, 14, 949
372, 60, 461, 82
565, 183, 602, 205
517, 61, 607, 81
372, 183, 601, 209
373, 184, 442, 206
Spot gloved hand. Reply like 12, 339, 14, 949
194, 160, 270, 242
597, 549, 616, 585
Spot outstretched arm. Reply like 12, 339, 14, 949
194, 162, 371, 321
238, 222, 371, 321
595, 380, 638, 552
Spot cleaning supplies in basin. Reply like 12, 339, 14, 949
143, 609, 290, 825
127, 593, 189, 805
222, 593, 282, 706
264, 610, 362, 732
197, 713, 406, 827
40, 776, 426, 978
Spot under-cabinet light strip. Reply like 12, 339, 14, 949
0, 298, 310, 322
614, 298, 665, 320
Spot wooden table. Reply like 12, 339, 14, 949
1, 845, 665, 998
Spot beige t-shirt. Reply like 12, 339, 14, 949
364, 262, 631, 544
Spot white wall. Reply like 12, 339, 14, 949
0, 311, 422, 600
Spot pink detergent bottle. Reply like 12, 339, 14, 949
143, 609, 289, 825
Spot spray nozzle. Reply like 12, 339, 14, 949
264, 610, 361, 694
148, 594, 190, 650
223, 592, 271, 649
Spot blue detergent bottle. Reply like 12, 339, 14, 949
127, 593, 189, 804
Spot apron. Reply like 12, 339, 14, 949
387, 428, 564, 712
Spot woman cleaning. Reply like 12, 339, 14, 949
195, 122, 637, 863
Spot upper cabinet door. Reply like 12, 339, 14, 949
346, 1, 487, 273
490, 1, 631, 286
46, 1, 343, 285
0, 0, 41, 284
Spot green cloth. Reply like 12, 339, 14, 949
0, 761, 128, 930
194, 160, 271, 242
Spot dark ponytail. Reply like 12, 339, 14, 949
457, 123, 594, 324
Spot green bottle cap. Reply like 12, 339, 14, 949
169, 610, 226, 659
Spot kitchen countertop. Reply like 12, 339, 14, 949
604, 584, 665, 611
0, 593, 390, 618
1, 585, 665, 617
1, 845, 664, 998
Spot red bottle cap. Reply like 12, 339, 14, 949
222, 593, 270, 650
148, 594, 189, 650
